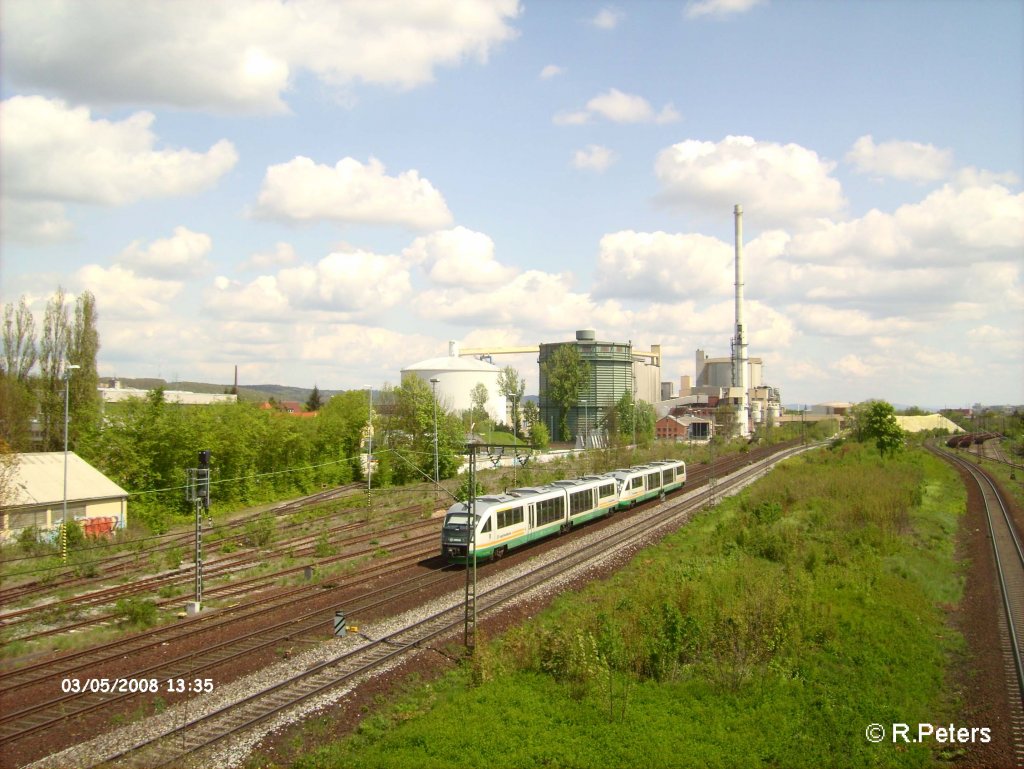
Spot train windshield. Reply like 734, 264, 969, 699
443, 512, 476, 531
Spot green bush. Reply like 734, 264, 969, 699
115, 597, 158, 628
244, 515, 276, 548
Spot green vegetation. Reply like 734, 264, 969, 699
293, 443, 967, 769
541, 344, 590, 442
114, 597, 158, 628
850, 400, 906, 458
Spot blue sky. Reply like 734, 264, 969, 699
1, 0, 1021, 408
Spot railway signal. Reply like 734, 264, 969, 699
186, 449, 212, 613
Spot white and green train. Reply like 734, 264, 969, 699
441, 459, 685, 563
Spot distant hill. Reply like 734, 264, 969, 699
113, 378, 339, 405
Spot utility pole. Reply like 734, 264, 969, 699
61, 363, 80, 565
366, 386, 373, 515
464, 441, 478, 652
186, 449, 211, 613
430, 378, 440, 500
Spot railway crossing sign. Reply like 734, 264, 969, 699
334, 611, 346, 636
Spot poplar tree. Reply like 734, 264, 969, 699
37, 289, 70, 450
0, 297, 38, 448
68, 291, 102, 447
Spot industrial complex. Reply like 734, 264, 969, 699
405, 204, 784, 443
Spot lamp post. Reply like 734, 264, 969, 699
365, 386, 373, 514
430, 378, 440, 496
61, 363, 80, 564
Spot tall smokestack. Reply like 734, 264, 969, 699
733, 204, 750, 437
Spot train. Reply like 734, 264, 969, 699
440, 459, 686, 563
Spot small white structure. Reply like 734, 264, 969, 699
2, 452, 128, 543
402, 342, 507, 423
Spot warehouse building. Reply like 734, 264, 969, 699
1, 452, 127, 543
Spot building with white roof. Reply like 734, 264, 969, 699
2, 452, 128, 542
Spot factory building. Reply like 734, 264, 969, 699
402, 342, 507, 424
538, 329, 661, 441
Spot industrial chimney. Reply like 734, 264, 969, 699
733, 205, 750, 437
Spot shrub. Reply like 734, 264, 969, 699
244, 515, 276, 548
115, 597, 158, 628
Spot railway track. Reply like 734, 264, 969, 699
0, 483, 368, 608
0, 513, 438, 642
70, 442, 816, 769
933, 445, 1024, 766
7, 441, 798, 768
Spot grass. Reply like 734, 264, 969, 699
291, 442, 968, 769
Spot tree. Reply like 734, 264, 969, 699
470, 382, 489, 425
522, 400, 539, 437
68, 291, 102, 448
1, 297, 38, 449
497, 366, 526, 437
316, 390, 371, 482
611, 391, 654, 447
377, 377, 462, 486
37, 289, 70, 450
306, 384, 323, 413
2, 297, 37, 381
541, 345, 590, 441
0, 438, 20, 510
860, 399, 905, 458
530, 420, 550, 451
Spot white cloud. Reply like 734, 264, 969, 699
572, 145, 617, 172
254, 156, 453, 230
893, 180, 1024, 255
787, 304, 921, 338
654, 135, 845, 223
685, 0, 766, 19
240, 242, 299, 271
786, 178, 1023, 265
588, 88, 679, 124
553, 110, 592, 126
540, 64, 564, 79
206, 249, 410, 321
558, 88, 679, 126
76, 264, 184, 320
593, 230, 732, 301
0, 96, 237, 242
2, 0, 521, 113
846, 135, 954, 182
831, 353, 880, 379
591, 7, 624, 29
206, 275, 291, 322
0, 199, 72, 244
278, 250, 412, 313
413, 270, 596, 330
403, 227, 517, 288
117, 227, 213, 279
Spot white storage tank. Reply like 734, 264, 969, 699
402, 341, 507, 424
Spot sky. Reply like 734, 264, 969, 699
1, 0, 1022, 409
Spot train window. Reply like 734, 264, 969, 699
662, 468, 674, 484
630, 477, 643, 490
481, 517, 491, 533
539, 496, 566, 525
569, 490, 591, 515
600, 483, 615, 498
646, 472, 659, 488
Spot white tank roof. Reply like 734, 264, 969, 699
403, 355, 499, 373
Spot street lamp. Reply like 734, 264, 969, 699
61, 363, 80, 564
430, 378, 440, 495
365, 386, 373, 499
